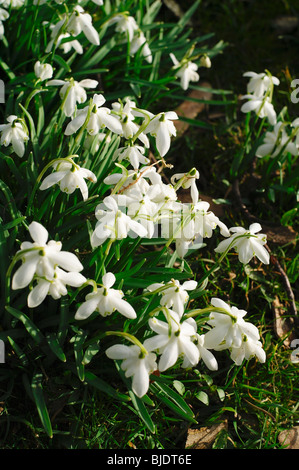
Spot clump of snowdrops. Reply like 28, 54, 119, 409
0, 0, 271, 437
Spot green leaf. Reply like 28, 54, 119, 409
31, 373, 53, 438
82, 341, 100, 365
129, 391, 156, 434
151, 379, 196, 422
5, 306, 45, 345
195, 390, 209, 406
84, 370, 130, 403
46, 333, 66, 363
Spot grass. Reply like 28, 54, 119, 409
0, 0, 298, 450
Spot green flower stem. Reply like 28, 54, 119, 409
105, 331, 148, 358
197, 233, 258, 288
5, 247, 41, 306
25, 156, 79, 217
185, 306, 235, 321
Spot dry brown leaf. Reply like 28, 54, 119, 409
278, 427, 299, 449
262, 224, 297, 245
272, 296, 296, 347
174, 83, 213, 137
185, 421, 228, 449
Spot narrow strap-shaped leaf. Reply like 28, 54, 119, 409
150, 382, 197, 424
31, 373, 53, 438
46, 333, 66, 363
83, 370, 131, 403
6, 306, 45, 345
151, 379, 196, 419
114, 361, 156, 433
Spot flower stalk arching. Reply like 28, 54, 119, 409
105, 331, 148, 358
25, 155, 80, 217
5, 247, 44, 305
197, 232, 261, 288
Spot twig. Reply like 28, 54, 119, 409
265, 245, 298, 325
232, 179, 279, 226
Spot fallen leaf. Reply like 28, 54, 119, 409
262, 224, 297, 245
272, 296, 296, 347
174, 83, 213, 137
278, 427, 299, 449
185, 421, 228, 449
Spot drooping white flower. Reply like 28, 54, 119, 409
0, 115, 29, 157
144, 310, 200, 372
0, 0, 24, 8
256, 121, 298, 159
12, 221, 84, 291
46, 77, 98, 117
243, 71, 280, 97
46, 31, 84, 55
66, 5, 100, 46
106, 344, 157, 397
111, 99, 150, 147
171, 168, 200, 204
182, 333, 218, 371
199, 54, 211, 69
108, 14, 138, 41
64, 94, 122, 136
75, 272, 136, 320
115, 144, 149, 169
146, 279, 197, 318
241, 94, 277, 125
0, 7, 9, 40
130, 32, 152, 63
39, 158, 97, 201
203, 298, 266, 364
28, 267, 86, 308
170, 53, 200, 90
91, 195, 148, 248
144, 111, 178, 157
214, 222, 269, 265
34, 61, 53, 81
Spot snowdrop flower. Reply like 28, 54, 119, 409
115, 145, 149, 169
199, 54, 212, 69
0, 115, 29, 157
0, 0, 24, 7
256, 121, 298, 159
215, 222, 269, 265
75, 272, 136, 320
130, 32, 152, 63
28, 267, 86, 308
108, 14, 138, 41
65, 94, 122, 136
111, 99, 150, 147
243, 71, 279, 97
182, 333, 218, 371
46, 77, 98, 117
230, 336, 266, 365
91, 195, 148, 248
12, 221, 84, 291
144, 310, 200, 372
46, 32, 84, 55
106, 344, 157, 397
147, 279, 197, 318
241, 94, 277, 125
39, 158, 97, 201
66, 5, 100, 46
144, 111, 178, 157
171, 168, 200, 204
34, 61, 53, 82
203, 298, 266, 364
170, 53, 200, 90
0, 7, 9, 40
